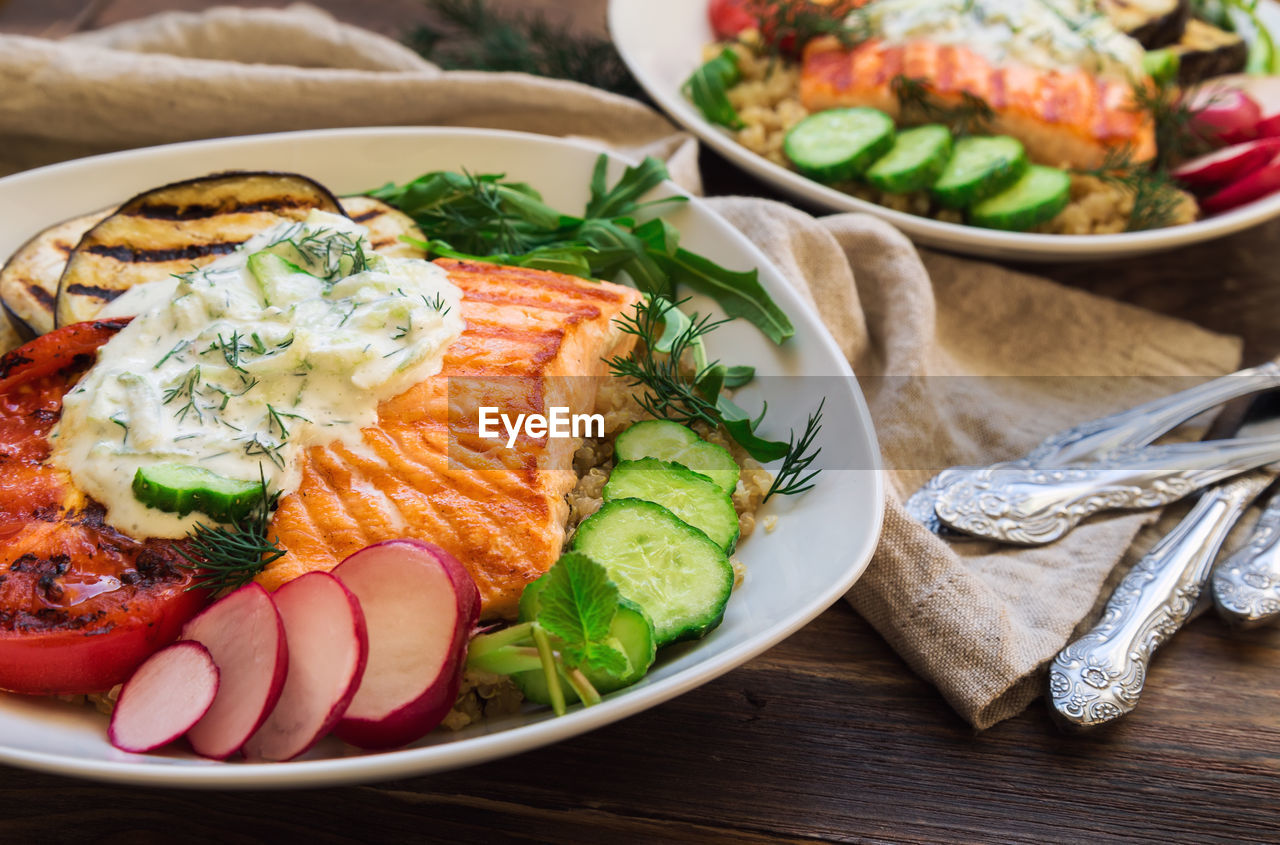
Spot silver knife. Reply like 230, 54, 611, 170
905, 363, 1280, 536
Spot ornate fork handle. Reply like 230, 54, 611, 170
1213, 489, 1280, 628
932, 435, 1280, 545
1048, 471, 1273, 729
905, 364, 1280, 536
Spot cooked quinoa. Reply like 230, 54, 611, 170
709, 40, 1199, 234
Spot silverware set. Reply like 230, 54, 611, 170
908, 363, 1280, 730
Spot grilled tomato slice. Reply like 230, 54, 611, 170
0, 320, 207, 695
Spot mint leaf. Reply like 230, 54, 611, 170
536, 553, 627, 676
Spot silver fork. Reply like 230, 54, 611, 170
905, 362, 1280, 536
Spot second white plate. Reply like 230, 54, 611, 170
609, 0, 1280, 262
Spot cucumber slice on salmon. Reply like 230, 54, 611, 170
968, 165, 1072, 231
604, 458, 740, 551
510, 574, 657, 706
931, 136, 1028, 208
784, 108, 896, 182
572, 499, 733, 646
865, 124, 953, 194
132, 463, 261, 523
613, 420, 740, 494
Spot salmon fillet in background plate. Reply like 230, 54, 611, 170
258, 259, 644, 619
800, 36, 1157, 168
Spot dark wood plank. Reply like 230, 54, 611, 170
1, 2, 1279, 842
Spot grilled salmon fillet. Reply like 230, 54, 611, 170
258, 259, 643, 619
800, 37, 1156, 169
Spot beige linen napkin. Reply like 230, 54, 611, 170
0, 5, 1243, 729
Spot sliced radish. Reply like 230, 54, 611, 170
1173, 138, 1280, 190
243, 573, 368, 761
181, 583, 288, 760
1191, 88, 1264, 145
108, 641, 219, 754
331, 540, 480, 750
1258, 114, 1280, 139
1202, 152, 1280, 215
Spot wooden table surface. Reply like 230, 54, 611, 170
2, 1, 1278, 842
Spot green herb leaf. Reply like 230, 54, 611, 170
586, 156, 674, 220
717, 395, 790, 463
536, 553, 628, 677
578, 219, 672, 297
657, 249, 795, 344
723, 365, 756, 388
682, 48, 745, 130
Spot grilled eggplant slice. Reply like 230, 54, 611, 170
1174, 19, 1248, 84
0, 209, 112, 338
54, 172, 344, 327
340, 196, 428, 259
1099, 0, 1189, 48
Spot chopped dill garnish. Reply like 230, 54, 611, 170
891, 75, 995, 136
1073, 145, 1186, 232
109, 414, 129, 445
266, 404, 309, 440
154, 339, 190, 369
176, 470, 286, 593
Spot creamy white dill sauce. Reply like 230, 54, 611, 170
51, 211, 464, 539
856, 0, 1146, 82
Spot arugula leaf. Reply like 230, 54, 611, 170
578, 219, 672, 297
657, 249, 795, 344
586, 156, 673, 219
717, 395, 790, 463
536, 553, 628, 677
682, 48, 744, 130
723, 366, 755, 388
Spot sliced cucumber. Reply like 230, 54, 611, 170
865, 124, 953, 194
931, 136, 1028, 208
614, 420, 740, 494
784, 108, 896, 183
968, 165, 1072, 231
132, 463, 260, 523
247, 251, 323, 308
604, 458, 739, 551
572, 499, 733, 646
512, 574, 657, 706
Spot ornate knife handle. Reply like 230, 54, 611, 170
905, 363, 1280, 537
1213, 489, 1280, 628
932, 435, 1280, 545
1048, 471, 1273, 730
1027, 362, 1280, 465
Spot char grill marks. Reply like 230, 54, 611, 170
54, 171, 345, 328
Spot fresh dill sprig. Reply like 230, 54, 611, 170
1073, 145, 1186, 232
891, 75, 995, 136
407, 0, 644, 99
1129, 77, 1214, 172
176, 471, 285, 593
607, 298, 727, 428
763, 398, 824, 502
607, 297, 824, 494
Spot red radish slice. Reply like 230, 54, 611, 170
1191, 89, 1264, 145
1173, 137, 1280, 189
181, 583, 288, 760
1258, 114, 1280, 139
1202, 152, 1280, 215
108, 642, 219, 754
243, 573, 368, 761
331, 540, 480, 750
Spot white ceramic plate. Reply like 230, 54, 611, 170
0, 127, 883, 788
609, 0, 1280, 262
